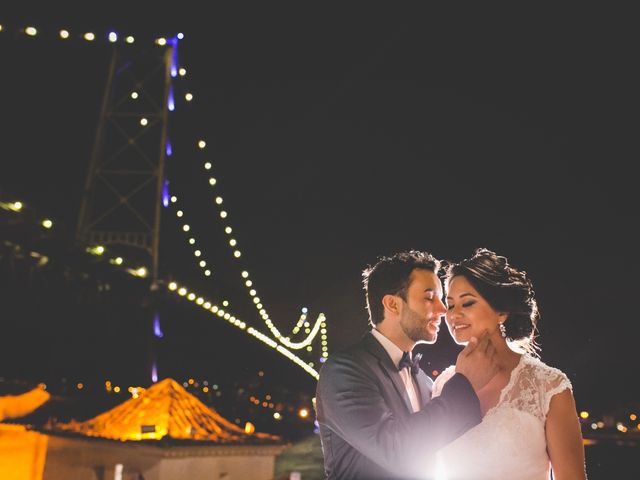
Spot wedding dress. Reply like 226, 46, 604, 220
430, 354, 572, 480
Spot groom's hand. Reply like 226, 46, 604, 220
455, 330, 499, 392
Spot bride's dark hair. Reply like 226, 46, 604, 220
445, 248, 540, 356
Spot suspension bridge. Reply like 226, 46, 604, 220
0, 21, 330, 384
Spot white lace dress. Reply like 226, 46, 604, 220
431, 354, 572, 480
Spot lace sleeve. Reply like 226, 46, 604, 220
431, 365, 456, 399
541, 366, 573, 417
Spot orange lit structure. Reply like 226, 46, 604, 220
0, 386, 51, 480
0, 385, 50, 422
49, 378, 279, 443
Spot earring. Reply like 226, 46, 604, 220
499, 322, 507, 338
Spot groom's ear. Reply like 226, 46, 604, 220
382, 294, 401, 315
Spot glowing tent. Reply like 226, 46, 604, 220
50, 377, 280, 444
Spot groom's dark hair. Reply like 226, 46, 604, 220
362, 250, 441, 325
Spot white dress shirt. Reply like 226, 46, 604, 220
371, 328, 421, 412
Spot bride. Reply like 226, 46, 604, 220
431, 248, 587, 480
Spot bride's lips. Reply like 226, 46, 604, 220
451, 323, 470, 334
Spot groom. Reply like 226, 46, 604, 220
315, 250, 498, 479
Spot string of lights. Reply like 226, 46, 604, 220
162, 31, 330, 360
166, 280, 319, 379
167, 193, 329, 356
0, 22, 176, 46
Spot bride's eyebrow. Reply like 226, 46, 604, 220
446, 292, 477, 301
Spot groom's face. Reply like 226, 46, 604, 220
398, 268, 446, 344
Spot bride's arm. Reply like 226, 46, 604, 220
545, 389, 587, 480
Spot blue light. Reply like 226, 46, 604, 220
166, 140, 172, 156
153, 312, 164, 338
151, 362, 158, 383
168, 84, 175, 111
162, 180, 170, 208
170, 37, 180, 78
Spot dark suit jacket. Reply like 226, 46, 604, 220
315, 331, 481, 479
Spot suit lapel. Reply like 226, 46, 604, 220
362, 332, 415, 413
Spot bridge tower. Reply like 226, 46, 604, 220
76, 41, 175, 383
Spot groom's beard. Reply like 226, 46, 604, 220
399, 307, 436, 344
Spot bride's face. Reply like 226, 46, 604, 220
445, 276, 504, 345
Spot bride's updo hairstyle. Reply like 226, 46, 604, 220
445, 248, 540, 356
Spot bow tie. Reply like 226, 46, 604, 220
399, 352, 422, 376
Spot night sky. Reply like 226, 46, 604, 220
1, 5, 638, 411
